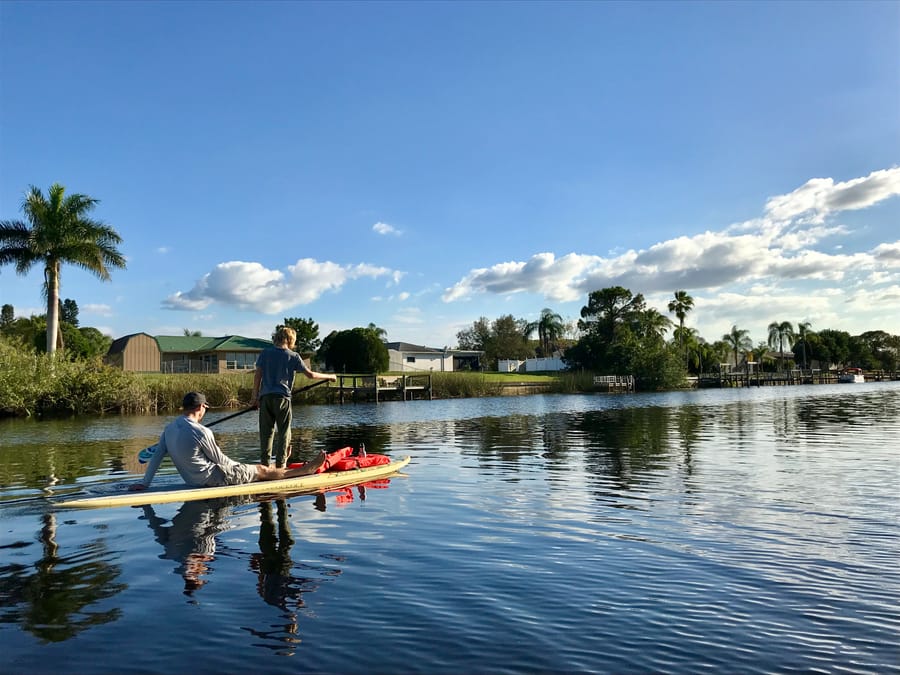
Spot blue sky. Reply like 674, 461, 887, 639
2, 0, 898, 350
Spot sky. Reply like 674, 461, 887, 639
1, 0, 899, 351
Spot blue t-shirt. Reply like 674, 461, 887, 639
256, 346, 312, 398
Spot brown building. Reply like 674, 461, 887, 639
105, 333, 272, 373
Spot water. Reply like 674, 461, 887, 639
1, 384, 898, 674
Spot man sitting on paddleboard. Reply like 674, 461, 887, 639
129, 392, 326, 492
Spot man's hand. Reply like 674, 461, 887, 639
128, 483, 147, 492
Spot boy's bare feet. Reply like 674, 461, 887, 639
285, 451, 326, 477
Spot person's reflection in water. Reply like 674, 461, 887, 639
246, 499, 318, 655
140, 499, 233, 599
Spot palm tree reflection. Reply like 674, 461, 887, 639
0, 512, 124, 642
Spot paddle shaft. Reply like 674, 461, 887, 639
202, 378, 332, 427
138, 378, 331, 461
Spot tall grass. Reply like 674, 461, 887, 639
0, 335, 597, 419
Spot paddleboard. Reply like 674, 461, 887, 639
59, 456, 411, 509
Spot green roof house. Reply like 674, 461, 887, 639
105, 333, 272, 373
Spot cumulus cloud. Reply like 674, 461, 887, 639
764, 167, 900, 223
373, 221, 401, 236
163, 258, 396, 313
443, 168, 900, 304
872, 241, 900, 262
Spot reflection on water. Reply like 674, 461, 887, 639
0, 384, 899, 674
0, 512, 124, 643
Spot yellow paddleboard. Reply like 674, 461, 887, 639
60, 456, 411, 509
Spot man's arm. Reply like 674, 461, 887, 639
130, 433, 168, 491
249, 367, 263, 408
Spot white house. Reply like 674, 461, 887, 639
385, 342, 483, 373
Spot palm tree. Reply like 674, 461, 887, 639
722, 325, 752, 370
636, 307, 673, 342
668, 290, 694, 365
525, 307, 565, 356
767, 321, 795, 372
796, 321, 813, 369
0, 184, 125, 355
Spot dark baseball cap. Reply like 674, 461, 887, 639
182, 392, 209, 409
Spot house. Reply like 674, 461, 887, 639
105, 333, 273, 373
498, 356, 567, 373
385, 341, 483, 373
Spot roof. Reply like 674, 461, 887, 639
385, 341, 445, 354
385, 341, 483, 356
106, 332, 155, 355
154, 335, 273, 353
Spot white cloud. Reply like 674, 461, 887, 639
764, 167, 900, 223
872, 241, 900, 263
373, 221, 401, 236
443, 168, 900, 306
163, 258, 397, 313
156, 246, 169, 254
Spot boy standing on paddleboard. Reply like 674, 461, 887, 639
129, 392, 326, 492
249, 325, 336, 467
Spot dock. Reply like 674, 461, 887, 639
334, 373, 433, 403
694, 369, 900, 388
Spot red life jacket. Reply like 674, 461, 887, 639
287, 446, 391, 473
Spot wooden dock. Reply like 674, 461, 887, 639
694, 369, 900, 388
334, 373, 433, 403
593, 375, 635, 392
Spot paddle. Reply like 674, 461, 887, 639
138, 378, 332, 463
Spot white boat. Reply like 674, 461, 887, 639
838, 368, 865, 383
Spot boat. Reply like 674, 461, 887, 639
838, 368, 865, 383
59, 456, 411, 509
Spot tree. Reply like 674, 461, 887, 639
0, 184, 125, 355
667, 290, 694, 366
0, 304, 13, 329
367, 323, 388, 342
183, 329, 202, 337
767, 321, 795, 371
488, 315, 532, 367
525, 308, 565, 357
60, 298, 79, 327
456, 317, 491, 351
76, 326, 113, 359
722, 325, 752, 369
318, 327, 389, 373
795, 321, 813, 369
283, 317, 321, 353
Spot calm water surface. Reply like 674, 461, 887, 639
1, 384, 899, 674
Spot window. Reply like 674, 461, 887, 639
225, 351, 257, 370
406, 356, 416, 363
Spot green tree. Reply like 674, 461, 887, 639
183, 329, 202, 337
0, 304, 13, 329
318, 327, 389, 373
367, 322, 388, 342
667, 289, 694, 366
855, 330, 899, 371
767, 320, 795, 371
814, 329, 851, 368
456, 317, 491, 351
0, 184, 125, 355
60, 298, 79, 327
524, 308, 566, 357
486, 314, 532, 368
283, 317, 321, 353
795, 321, 813, 369
722, 325, 752, 369
76, 326, 113, 360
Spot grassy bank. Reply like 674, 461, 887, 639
0, 337, 603, 418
